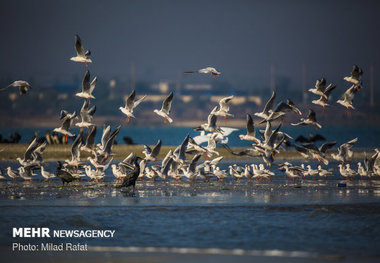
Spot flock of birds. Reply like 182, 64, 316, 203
1, 35, 379, 189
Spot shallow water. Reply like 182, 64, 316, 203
1, 159, 380, 261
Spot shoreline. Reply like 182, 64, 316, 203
0, 144, 370, 161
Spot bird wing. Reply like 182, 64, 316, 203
151, 139, 162, 158
80, 100, 89, 122
85, 126, 97, 149
126, 90, 136, 109
71, 133, 82, 160
89, 76, 97, 94
24, 137, 39, 161
74, 35, 85, 57
262, 91, 276, 114
307, 109, 317, 122
319, 141, 337, 153
189, 154, 202, 173
82, 70, 91, 93
161, 92, 173, 114
219, 96, 233, 111
101, 125, 111, 149
134, 94, 147, 108
246, 114, 255, 136
178, 135, 190, 161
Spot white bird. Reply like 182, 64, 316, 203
70, 34, 92, 66
184, 67, 221, 77
6, 167, 20, 180
212, 166, 227, 181
317, 165, 334, 179
239, 114, 260, 144
357, 162, 368, 178
143, 139, 162, 162
338, 164, 356, 180
1, 80, 32, 95
343, 65, 363, 85
75, 100, 96, 128
331, 138, 358, 164
53, 110, 77, 139
337, 85, 359, 115
41, 167, 56, 181
311, 84, 336, 113
119, 90, 147, 123
291, 109, 322, 130
306, 165, 319, 180
153, 92, 174, 123
254, 91, 276, 120
76, 70, 97, 103
213, 96, 234, 122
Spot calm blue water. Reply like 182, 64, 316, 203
1, 160, 380, 260
1, 125, 380, 148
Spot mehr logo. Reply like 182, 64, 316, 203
13, 228, 50, 238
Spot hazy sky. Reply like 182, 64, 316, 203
1, 0, 380, 89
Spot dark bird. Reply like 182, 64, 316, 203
295, 134, 326, 144
56, 161, 74, 185
118, 156, 143, 190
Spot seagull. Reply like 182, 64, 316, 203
6, 167, 20, 181
119, 90, 147, 123
295, 141, 336, 165
184, 67, 221, 77
153, 92, 174, 123
239, 114, 260, 144
291, 109, 322, 130
53, 110, 77, 141
194, 106, 223, 134
64, 133, 84, 171
18, 166, 34, 180
312, 84, 336, 113
143, 139, 162, 162
70, 34, 92, 66
1, 80, 31, 95
16, 136, 44, 167
344, 65, 363, 85
76, 70, 97, 103
331, 138, 358, 164
181, 154, 202, 181
213, 96, 234, 122
254, 91, 276, 120
284, 165, 304, 181
357, 162, 367, 178
75, 100, 96, 128
205, 133, 220, 158
81, 126, 97, 154
259, 99, 302, 123
308, 78, 335, 100
337, 84, 359, 115
40, 167, 56, 181
306, 165, 319, 180
317, 165, 334, 179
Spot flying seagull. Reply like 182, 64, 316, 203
75, 70, 97, 103
153, 92, 174, 123
1, 81, 31, 95
184, 67, 221, 77
119, 90, 147, 123
70, 34, 92, 67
